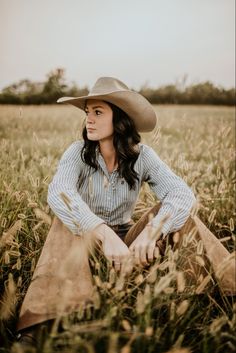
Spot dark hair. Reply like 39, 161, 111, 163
81, 101, 141, 189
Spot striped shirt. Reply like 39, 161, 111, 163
47, 140, 196, 236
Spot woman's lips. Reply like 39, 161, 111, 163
87, 127, 96, 132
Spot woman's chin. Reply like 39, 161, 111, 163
87, 135, 98, 141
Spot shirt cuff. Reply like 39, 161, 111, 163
147, 212, 174, 237
78, 206, 106, 233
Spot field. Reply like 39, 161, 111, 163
0, 104, 235, 352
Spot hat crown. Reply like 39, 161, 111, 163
89, 77, 129, 95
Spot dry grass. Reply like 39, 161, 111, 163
0, 104, 235, 353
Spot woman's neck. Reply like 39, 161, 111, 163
99, 139, 118, 173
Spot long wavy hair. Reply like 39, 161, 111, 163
81, 101, 141, 190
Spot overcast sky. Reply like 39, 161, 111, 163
0, 0, 235, 91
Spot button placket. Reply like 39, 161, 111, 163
105, 172, 117, 218
97, 151, 119, 220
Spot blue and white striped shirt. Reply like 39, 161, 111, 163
47, 141, 196, 236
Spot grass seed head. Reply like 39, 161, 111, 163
176, 300, 189, 316
121, 319, 132, 331
177, 271, 186, 293
33, 207, 51, 225
0, 273, 17, 320
136, 291, 145, 314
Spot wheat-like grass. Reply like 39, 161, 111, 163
0, 104, 235, 352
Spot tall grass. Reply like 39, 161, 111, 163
0, 104, 235, 352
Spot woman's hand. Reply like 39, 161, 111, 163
129, 225, 162, 266
93, 223, 132, 272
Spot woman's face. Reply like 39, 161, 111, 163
85, 99, 114, 142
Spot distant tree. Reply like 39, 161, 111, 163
139, 81, 235, 106
0, 79, 41, 104
41, 68, 68, 103
66, 81, 89, 97
140, 84, 182, 104
0, 69, 235, 105
183, 82, 236, 105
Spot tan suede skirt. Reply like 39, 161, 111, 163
17, 205, 236, 331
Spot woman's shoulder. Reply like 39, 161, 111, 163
59, 139, 84, 161
68, 139, 84, 149
137, 143, 163, 170
64, 139, 84, 152
138, 143, 157, 157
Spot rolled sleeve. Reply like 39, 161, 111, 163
47, 141, 104, 235
142, 145, 196, 236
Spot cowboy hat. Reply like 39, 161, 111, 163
57, 77, 157, 132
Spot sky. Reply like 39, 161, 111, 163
0, 0, 235, 91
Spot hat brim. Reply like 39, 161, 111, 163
57, 90, 156, 132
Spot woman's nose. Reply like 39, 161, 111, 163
86, 114, 95, 124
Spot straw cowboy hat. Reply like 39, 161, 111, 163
57, 77, 157, 132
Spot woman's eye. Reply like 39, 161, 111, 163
85, 110, 102, 116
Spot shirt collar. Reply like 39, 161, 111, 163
96, 146, 118, 179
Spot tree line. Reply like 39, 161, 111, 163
0, 68, 235, 106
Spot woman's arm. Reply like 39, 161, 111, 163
142, 145, 197, 236
47, 141, 105, 235
129, 145, 197, 266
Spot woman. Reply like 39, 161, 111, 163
16, 77, 235, 346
